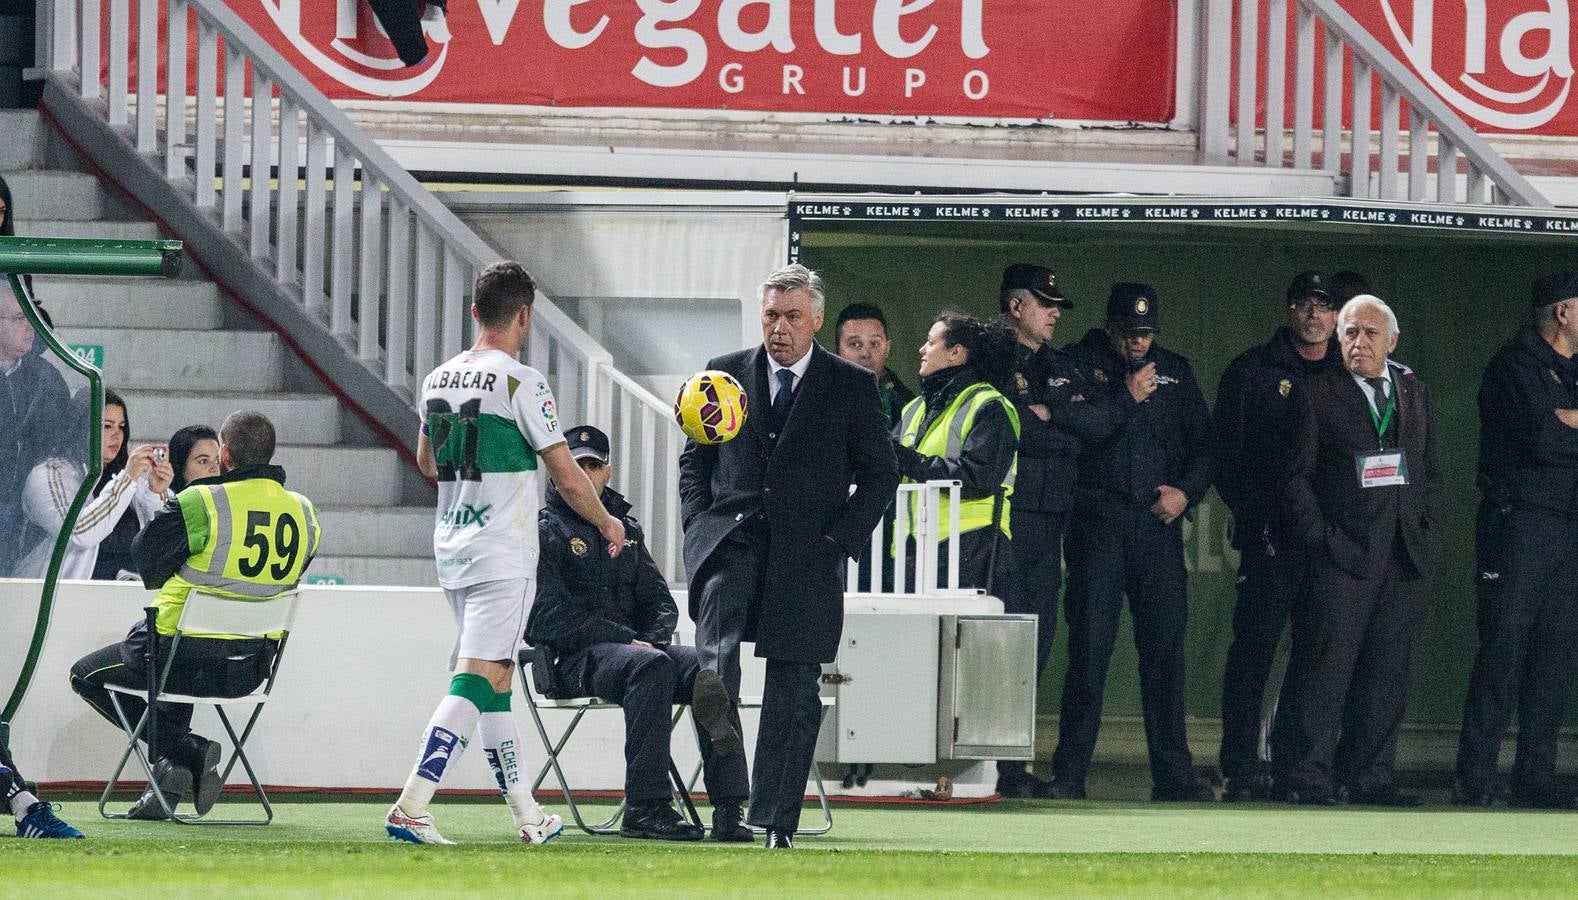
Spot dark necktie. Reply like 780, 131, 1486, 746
1364, 376, 1389, 411
770, 368, 796, 439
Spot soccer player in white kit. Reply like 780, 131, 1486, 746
386, 261, 625, 845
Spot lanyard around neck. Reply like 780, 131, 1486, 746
1366, 381, 1396, 445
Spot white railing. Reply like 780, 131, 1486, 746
1198, 0, 1548, 206
37, 0, 686, 572
847, 481, 975, 598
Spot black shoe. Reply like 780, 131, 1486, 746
619, 801, 704, 841
1339, 784, 1422, 808
710, 800, 754, 843
1274, 783, 1338, 806
997, 773, 1054, 799
1040, 779, 1086, 800
1451, 785, 1494, 808
1223, 773, 1272, 803
177, 736, 223, 816
690, 670, 743, 759
127, 757, 192, 820
764, 828, 794, 849
1152, 777, 1217, 803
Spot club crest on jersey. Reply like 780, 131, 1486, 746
569, 537, 588, 557
540, 399, 560, 432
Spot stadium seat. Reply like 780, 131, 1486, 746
518, 645, 702, 836
98, 591, 301, 826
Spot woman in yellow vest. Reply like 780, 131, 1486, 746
893, 311, 1022, 595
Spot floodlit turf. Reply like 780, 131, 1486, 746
10, 798, 1578, 897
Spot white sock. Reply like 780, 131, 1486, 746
480, 710, 543, 828
9, 790, 39, 820
395, 695, 480, 817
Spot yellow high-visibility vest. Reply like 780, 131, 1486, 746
896, 381, 1020, 541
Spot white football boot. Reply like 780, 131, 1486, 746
385, 804, 456, 845
519, 812, 564, 845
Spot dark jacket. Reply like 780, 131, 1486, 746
877, 366, 916, 428
1065, 328, 1214, 515
0, 353, 70, 574
1213, 327, 1341, 550
1476, 326, 1578, 516
893, 365, 1018, 509
1281, 363, 1446, 579
1009, 342, 1080, 512
525, 485, 678, 698
678, 343, 900, 663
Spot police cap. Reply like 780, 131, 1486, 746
1106, 282, 1159, 333
1531, 270, 1578, 308
566, 425, 610, 465
1001, 263, 1072, 309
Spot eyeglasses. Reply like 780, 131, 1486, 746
1288, 298, 1339, 313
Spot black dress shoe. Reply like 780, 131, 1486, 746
711, 800, 754, 843
128, 757, 192, 820
690, 670, 743, 759
1223, 773, 1271, 803
997, 773, 1054, 799
764, 828, 794, 849
1273, 783, 1338, 805
1040, 779, 1086, 800
1450, 786, 1494, 808
619, 801, 704, 841
1151, 777, 1217, 803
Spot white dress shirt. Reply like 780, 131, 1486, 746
766, 346, 813, 403
1352, 366, 1394, 416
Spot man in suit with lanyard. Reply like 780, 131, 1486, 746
1273, 294, 1445, 806
679, 264, 898, 848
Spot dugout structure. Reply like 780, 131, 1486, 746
790, 195, 1578, 746
0, 236, 181, 758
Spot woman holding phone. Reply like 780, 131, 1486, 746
17, 390, 174, 579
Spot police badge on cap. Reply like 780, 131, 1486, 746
1106, 283, 1159, 334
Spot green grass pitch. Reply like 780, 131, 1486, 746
9, 797, 1578, 897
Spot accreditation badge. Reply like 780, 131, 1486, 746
1354, 450, 1409, 488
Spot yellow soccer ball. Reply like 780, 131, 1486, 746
674, 370, 748, 444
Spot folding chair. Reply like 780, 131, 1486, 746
517, 646, 701, 836
681, 694, 836, 836
98, 591, 300, 826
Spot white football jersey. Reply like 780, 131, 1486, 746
420, 349, 564, 589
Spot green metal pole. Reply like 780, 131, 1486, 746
0, 237, 182, 277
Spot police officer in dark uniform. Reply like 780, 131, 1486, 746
996, 263, 1076, 797
1454, 271, 1578, 808
1049, 283, 1215, 801
1213, 272, 1342, 801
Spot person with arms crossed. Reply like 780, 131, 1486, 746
386, 261, 625, 846
679, 264, 899, 848
1455, 272, 1578, 808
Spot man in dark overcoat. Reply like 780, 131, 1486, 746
678, 263, 899, 848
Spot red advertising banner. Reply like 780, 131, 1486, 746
217, 1, 1175, 122
1337, 0, 1577, 135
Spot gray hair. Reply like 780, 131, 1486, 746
759, 263, 825, 313
1338, 294, 1400, 338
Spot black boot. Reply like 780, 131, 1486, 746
127, 757, 191, 820
711, 799, 754, 843
619, 800, 704, 841
174, 735, 223, 816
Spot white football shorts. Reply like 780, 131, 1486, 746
443, 577, 533, 668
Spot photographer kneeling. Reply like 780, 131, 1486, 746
526, 426, 751, 843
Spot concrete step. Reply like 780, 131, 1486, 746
123, 390, 342, 447
0, 171, 105, 221
34, 276, 223, 330
14, 219, 162, 241
0, 112, 42, 170
315, 506, 434, 559
61, 327, 282, 392
303, 555, 436, 587
271, 445, 403, 507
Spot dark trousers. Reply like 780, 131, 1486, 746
70, 624, 273, 758
586, 642, 749, 804
1271, 547, 1427, 797
694, 530, 768, 700
1052, 506, 1193, 790
999, 506, 1065, 782
1217, 543, 1308, 782
1456, 505, 1578, 798
747, 659, 822, 833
